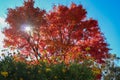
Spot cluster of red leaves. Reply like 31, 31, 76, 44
42, 3, 109, 64
3, 0, 109, 65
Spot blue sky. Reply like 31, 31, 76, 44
0, 0, 120, 58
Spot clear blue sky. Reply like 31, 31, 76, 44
0, 0, 120, 58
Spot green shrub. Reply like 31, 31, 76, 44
0, 56, 95, 80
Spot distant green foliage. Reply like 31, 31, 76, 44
0, 55, 95, 80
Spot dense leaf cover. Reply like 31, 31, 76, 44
0, 55, 95, 80
3, 0, 109, 65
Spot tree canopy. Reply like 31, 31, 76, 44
3, 0, 109, 64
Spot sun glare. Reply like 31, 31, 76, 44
25, 26, 31, 32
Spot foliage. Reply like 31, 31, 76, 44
103, 54, 120, 80
3, 0, 109, 64
2, 0, 110, 80
40, 3, 109, 64
104, 67, 120, 80
3, 0, 46, 61
0, 55, 95, 80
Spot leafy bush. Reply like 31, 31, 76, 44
0, 55, 95, 80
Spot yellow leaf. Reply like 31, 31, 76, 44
1, 71, 8, 77
46, 68, 51, 72
85, 47, 90, 51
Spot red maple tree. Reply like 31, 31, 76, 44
39, 3, 109, 64
3, 0, 109, 64
3, 0, 46, 61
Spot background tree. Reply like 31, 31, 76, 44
103, 54, 120, 80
